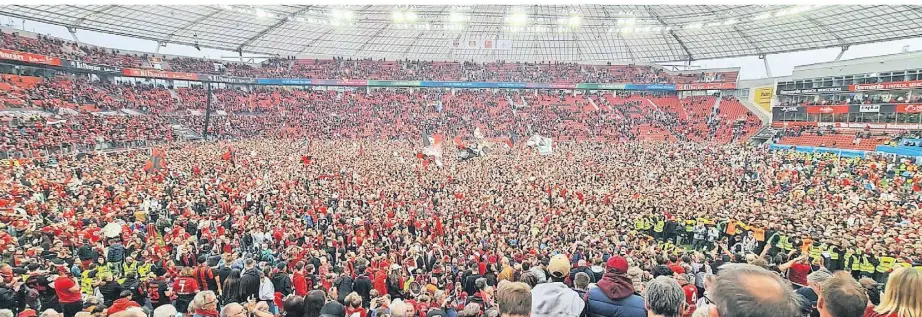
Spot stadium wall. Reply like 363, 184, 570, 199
789, 51, 922, 80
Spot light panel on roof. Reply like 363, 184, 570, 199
0, 5, 919, 63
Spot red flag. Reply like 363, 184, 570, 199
301, 155, 312, 166
221, 146, 234, 161
142, 148, 167, 173
453, 136, 464, 149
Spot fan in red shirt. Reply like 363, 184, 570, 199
172, 267, 200, 313
779, 254, 812, 287
54, 266, 83, 317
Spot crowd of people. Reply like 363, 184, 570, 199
0, 72, 762, 161
1, 24, 920, 317
0, 29, 740, 84
0, 135, 920, 317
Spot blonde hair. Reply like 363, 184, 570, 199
874, 268, 922, 317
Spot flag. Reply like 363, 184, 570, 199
453, 136, 464, 149
142, 148, 167, 173
301, 155, 312, 166
526, 134, 553, 155
221, 146, 234, 161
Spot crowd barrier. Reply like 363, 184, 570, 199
0, 139, 166, 160
768, 143, 867, 158
876, 145, 922, 157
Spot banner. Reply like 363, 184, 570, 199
575, 83, 625, 90
367, 80, 422, 87
257, 78, 311, 85
676, 82, 737, 90
452, 39, 512, 50
61, 60, 120, 73
818, 122, 922, 130
527, 83, 577, 89
850, 80, 922, 91
0, 48, 61, 66
526, 134, 553, 155
806, 105, 849, 114
183, 77, 676, 91
777, 87, 847, 95
771, 121, 817, 128
896, 104, 922, 113
754, 87, 774, 112
199, 74, 257, 84
775, 106, 802, 113
122, 68, 198, 81
768, 144, 866, 158
312, 79, 367, 86
859, 104, 880, 113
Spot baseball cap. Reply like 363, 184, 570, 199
606, 256, 629, 273
546, 254, 571, 279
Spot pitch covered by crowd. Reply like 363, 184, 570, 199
0, 138, 920, 317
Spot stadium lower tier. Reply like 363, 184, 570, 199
0, 74, 762, 159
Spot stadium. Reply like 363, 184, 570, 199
0, 3, 921, 317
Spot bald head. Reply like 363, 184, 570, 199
220, 303, 244, 317
711, 264, 802, 317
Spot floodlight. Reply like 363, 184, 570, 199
508, 12, 528, 26
393, 11, 404, 22
568, 16, 581, 27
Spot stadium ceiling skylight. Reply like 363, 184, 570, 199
1, 5, 921, 63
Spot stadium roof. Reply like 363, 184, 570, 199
2, 5, 922, 63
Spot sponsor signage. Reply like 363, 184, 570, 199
121, 68, 198, 81
850, 80, 922, 91
61, 60, 121, 73
779, 106, 800, 113
312, 79, 368, 86
776, 86, 846, 95
676, 82, 737, 90
770, 121, 817, 128
199, 74, 257, 84
0, 48, 62, 66
818, 122, 922, 130
754, 87, 774, 112
859, 105, 880, 113
806, 105, 849, 114
256, 78, 311, 85
896, 104, 922, 113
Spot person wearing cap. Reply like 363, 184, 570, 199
584, 256, 645, 317
530, 254, 584, 317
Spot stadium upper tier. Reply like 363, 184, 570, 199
1, 5, 921, 63
0, 27, 743, 85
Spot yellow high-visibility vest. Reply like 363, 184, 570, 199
635, 219, 645, 230
860, 256, 875, 273
849, 255, 862, 271
877, 257, 895, 273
